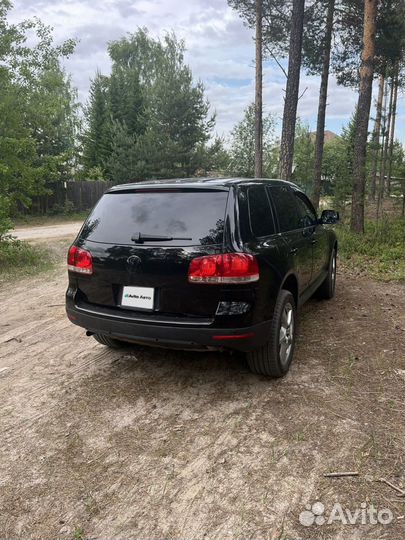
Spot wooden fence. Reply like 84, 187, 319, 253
27, 181, 117, 215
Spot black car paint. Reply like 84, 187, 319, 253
66, 178, 337, 351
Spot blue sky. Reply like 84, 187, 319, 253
9, 0, 404, 144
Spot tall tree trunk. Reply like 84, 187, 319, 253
279, 0, 305, 181
375, 78, 388, 213
311, 0, 335, 210
403, 180, 405, 217
386, 65, 399, 195
377, 74, 394, 216
255, 0, 263, 178
351, 0, 378, 234
369, 73, 384, 200
383, 74, 394, 193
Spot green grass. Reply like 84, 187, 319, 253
13, 210, 88, 228
336, 217, 404, 281
72, 527, 85, 540
0, 237, 55, 283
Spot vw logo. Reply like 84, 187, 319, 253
126, 255, 141, 271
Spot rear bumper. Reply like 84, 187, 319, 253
66, 298, 271, 352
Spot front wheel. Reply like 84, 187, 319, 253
246, 290, 296, 377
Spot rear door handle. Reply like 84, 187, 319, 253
290, 248, 298, 255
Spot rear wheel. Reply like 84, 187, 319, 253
316, 248, 337, 300
247, 290, 296, 377
93, 333, 129, 349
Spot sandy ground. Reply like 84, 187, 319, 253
0, 234, 404, 540
13, 222, 82, 241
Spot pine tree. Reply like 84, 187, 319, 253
303, 0, 336, 208
320, 112, 357, 211
228, 103, 275, 178
255, 0, 263, 177
278, 0, 305, 181
82, 72, 111, 174
108, 66, 144, 137
89, 29, 216, 181
105, 121, 140, 183
351, 0, 378, 234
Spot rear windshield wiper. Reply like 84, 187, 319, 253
131, 232, 192, 244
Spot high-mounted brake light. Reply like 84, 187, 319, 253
67, 245, 93, 275
188, 253, 259, 284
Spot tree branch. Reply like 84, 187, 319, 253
264, 44, 287, 78
298, 86, 308, 100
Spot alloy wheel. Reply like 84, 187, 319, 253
279, 302, 294, 366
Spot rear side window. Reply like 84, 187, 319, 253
80, 189, 229, 246
268, 186, 299, 232
248, 186, 276, 237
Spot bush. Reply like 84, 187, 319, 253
337, 217, 404, 281
0, 237, 54, 281
48, 200, 76, 216
85, 166, 106, 182
0, 195, 13, 239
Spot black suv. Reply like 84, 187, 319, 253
66, 178, 338, 377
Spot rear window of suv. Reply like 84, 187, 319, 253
80, 189, 229, 246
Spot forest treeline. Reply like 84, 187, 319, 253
233, 0, 405, 232
0, 0, 404, 236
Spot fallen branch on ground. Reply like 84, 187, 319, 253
324, 471, 359, 478
379, 478, 405, 496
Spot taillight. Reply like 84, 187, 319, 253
188, 253, 259, 284
67, 245, 93, 275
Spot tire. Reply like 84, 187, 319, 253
316, 248, 337, 300
247, 290, 296, 377
93, 333, 129, 349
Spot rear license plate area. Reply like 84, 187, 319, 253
120, 286, 155, 311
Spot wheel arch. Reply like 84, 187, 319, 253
280, 272, 299, 309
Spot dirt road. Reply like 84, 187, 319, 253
13, 222, 82, 241
0, 243, 404, 539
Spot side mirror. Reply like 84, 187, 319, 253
320, 209, 339, 225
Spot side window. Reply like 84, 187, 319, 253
268, 186, 299, 232
294, 192, 318, 228
248, 186, 276, 237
